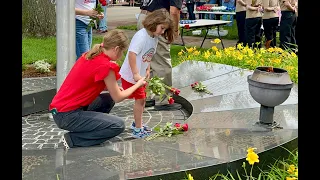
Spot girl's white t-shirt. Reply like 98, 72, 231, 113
120, 28, 158, 84
75, 0, 96, 25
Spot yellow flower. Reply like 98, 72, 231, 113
203, 51, 211, 59
271, 58, 281, 64
225, 129, 231, 136
290, 52, 297, 58
215, 51, 222, 58
287, 164, 296, 174
211, 46, 218, 51
178, 51, 183, 56
237, 43, 244, 50
246, 152, 259, 165
267, 47, 275, 53
285, 66, 294, 71
295, 169, 298, 176
211, 38, 221, 44
286, 177, 297, 180
188, 174, 194, 180
247, 147, 257, 154
186, 47, 194, 53
193, 50, 200, 56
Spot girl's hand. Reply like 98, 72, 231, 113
133, 73, 142, 82
137, 77, 147, 87
119, 87, 124, 91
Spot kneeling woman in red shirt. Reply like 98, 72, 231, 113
49, 29, 146, 149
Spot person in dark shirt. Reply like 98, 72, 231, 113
137, 0, 182, 110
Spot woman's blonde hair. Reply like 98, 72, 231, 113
142, 9, 175, 43
85, 29, 129, 60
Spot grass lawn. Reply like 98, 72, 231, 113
22, 36, 191, 69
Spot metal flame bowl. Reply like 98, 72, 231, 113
248, 67, 293, 107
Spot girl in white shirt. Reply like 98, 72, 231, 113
119, 9, 175, 138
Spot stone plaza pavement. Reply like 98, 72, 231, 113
22, 61, 298, 180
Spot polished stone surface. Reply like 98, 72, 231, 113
22, 100, 190, 150
22, 62, 298, 180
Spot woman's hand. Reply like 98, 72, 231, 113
96, 13, 104, 19
87, 9, 99, 18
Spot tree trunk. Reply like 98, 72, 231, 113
22, 0, 56, 37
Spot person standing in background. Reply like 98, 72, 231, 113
186, 0, 196, 20
208, 0, 218, 20
245, 0, 263, 48
195, 0, 206, 19
235, 0, 247, 45
138, 0, 182, 110
75, 0, 104, 60
279, 0, 297, 50
222, 0, 235, 26
97, 0, 108, 33
262, 0, 280, 48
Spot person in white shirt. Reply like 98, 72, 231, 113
119, 9, 175, 139
75, 0, 104, 60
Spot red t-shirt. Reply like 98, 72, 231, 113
49, 53, 121, 112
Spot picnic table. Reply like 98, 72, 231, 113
179, 19, 231, 49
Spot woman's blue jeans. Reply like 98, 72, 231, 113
98, 5, 108, 31
76, 19, 92, 60
52, 93, 125, 148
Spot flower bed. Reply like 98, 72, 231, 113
177, 40, 298, 84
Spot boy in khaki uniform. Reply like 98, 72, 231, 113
236, 0, 248, 45
279, 0, 297, 49
262, 0, 280, 48
245, 0, 263, 48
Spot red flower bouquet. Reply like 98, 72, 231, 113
146, 76, 181, 105
191, 81, 213, 95
87, 3, 104, 31
145, 122, 189, 141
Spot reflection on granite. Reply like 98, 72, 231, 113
22, 149, 62, 180
143, 128, 297, 162
187, 104, 298, 129
172, 61, 240, 88
190, 88, 298, 113
62, 143, 220, 180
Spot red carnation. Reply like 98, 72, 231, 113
168, 97, 175, 104
174, 89, 181, 95
99, 0, 107, 6
174, 123, 181, 128
184, 24, 190, 29
182, 124, 188, 131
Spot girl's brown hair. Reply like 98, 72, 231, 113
85, 29, 129, 60
142, 9, 175, 43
